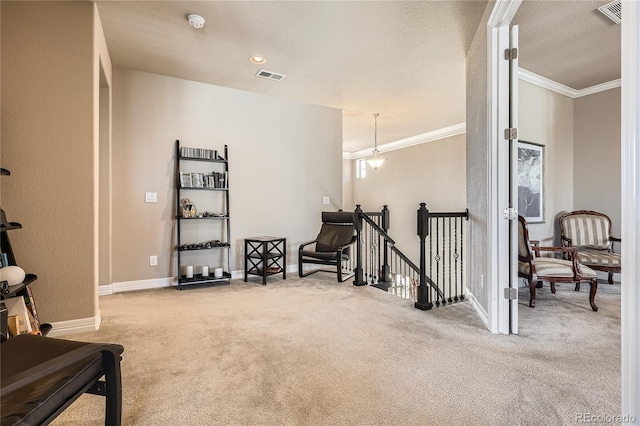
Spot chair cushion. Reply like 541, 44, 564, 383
300, 250, 339, 261
315, 224, 354, 252
576, 250, 621, 267
561, 214, 611, 250
533, 257, 597, 279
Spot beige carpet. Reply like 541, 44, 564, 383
52, 275, 621, 425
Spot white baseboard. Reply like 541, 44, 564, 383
99, 264, 302, 297
465, 289, 490, 331
47, 311, 102, 338
100, 277, 178, 296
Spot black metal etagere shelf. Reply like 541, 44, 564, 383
175, 140, 231, 290
1, 169, 51, 337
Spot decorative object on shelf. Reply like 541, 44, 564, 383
185, 265, 194, 279
3, 296, 32, 335
366, 113, 385, 170
181, 198, 196, 218
0, 265, 26, 286
201, 265, 209, 277
214, 267, 223, 278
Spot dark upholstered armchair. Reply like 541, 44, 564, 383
1, 334, 124, 425
559, 210, 621, 284
518, 215, 599, 311
298, 211, 357, 282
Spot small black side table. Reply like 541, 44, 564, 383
244, 237, 286, 285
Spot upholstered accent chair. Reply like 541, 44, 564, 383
518, 215, 598, 311
559, 210, 621, 284
298, 211, 357, 282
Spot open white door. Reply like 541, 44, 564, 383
508, 25, 519, 334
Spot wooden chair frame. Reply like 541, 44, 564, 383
518, 215, 598, 311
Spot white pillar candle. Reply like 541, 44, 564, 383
201, 265, 209, 277
185, 265, 194, 279
214, 267, 223, 278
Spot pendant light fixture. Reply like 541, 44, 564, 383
366, 113, 385, 169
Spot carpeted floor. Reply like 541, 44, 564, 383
52, 274, 621, 425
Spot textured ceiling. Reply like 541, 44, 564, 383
95, 1, 620, 153
95, 1, 487, 153
514, 0, 621, 90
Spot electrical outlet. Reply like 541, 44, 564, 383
145, 192, 157, 203
322, 196, 330, 205
149, 255, 157, 266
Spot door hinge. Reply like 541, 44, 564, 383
504, 287, 518, 300
504, 48, 518, 60
504, 128, 518, 140
503, 207, 518, 220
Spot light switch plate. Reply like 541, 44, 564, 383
322, 196, 330, 205
145, 192, 157, 203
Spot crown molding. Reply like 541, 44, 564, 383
343, 122, 466, 160
342, 70, 620, 160
518, 68, 621, 99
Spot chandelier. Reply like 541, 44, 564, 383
366, 113, 385, 169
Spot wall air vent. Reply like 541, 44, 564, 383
256, 69, 287, 82
597, 0, 621, 24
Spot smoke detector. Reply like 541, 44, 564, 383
597, 1, 621, 24
187, 14, 205, 29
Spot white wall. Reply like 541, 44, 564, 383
518, 80, 575, 245
111, 68, 343, 283
465, 1, 494, 318
573, 88, 621, 240
349, 135, 466, 266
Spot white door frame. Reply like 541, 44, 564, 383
621, 0, 640, 418
486, 0, 522, 334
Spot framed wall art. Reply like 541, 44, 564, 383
517, 141, 544, 223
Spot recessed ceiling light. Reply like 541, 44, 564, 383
187, 14, 205, 29
249, 55, 266, 65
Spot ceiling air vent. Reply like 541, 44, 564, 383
597, 0, 621, 24
256, 69, 287, 82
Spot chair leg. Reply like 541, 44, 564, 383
529, 280, 536, 308
588, 279, 598, 312
608, 271, 614, 284
550, 282, 556, 294
103, 351, 123, 426
575, 282, 580, 291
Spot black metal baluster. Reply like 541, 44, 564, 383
454, 217, 459, 302
460, 212, 465, 300
448, 217, 453, 303
435, 216, 440, 307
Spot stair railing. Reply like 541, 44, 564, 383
352, 203, 468, 310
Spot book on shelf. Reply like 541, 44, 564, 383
180, 171, 228, 189
1, 252, 8, 267
180, 146, 218, 160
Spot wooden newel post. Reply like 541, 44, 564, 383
353, 205, 366, 286
380, 205, 390, 283
415, 202, 433, 310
